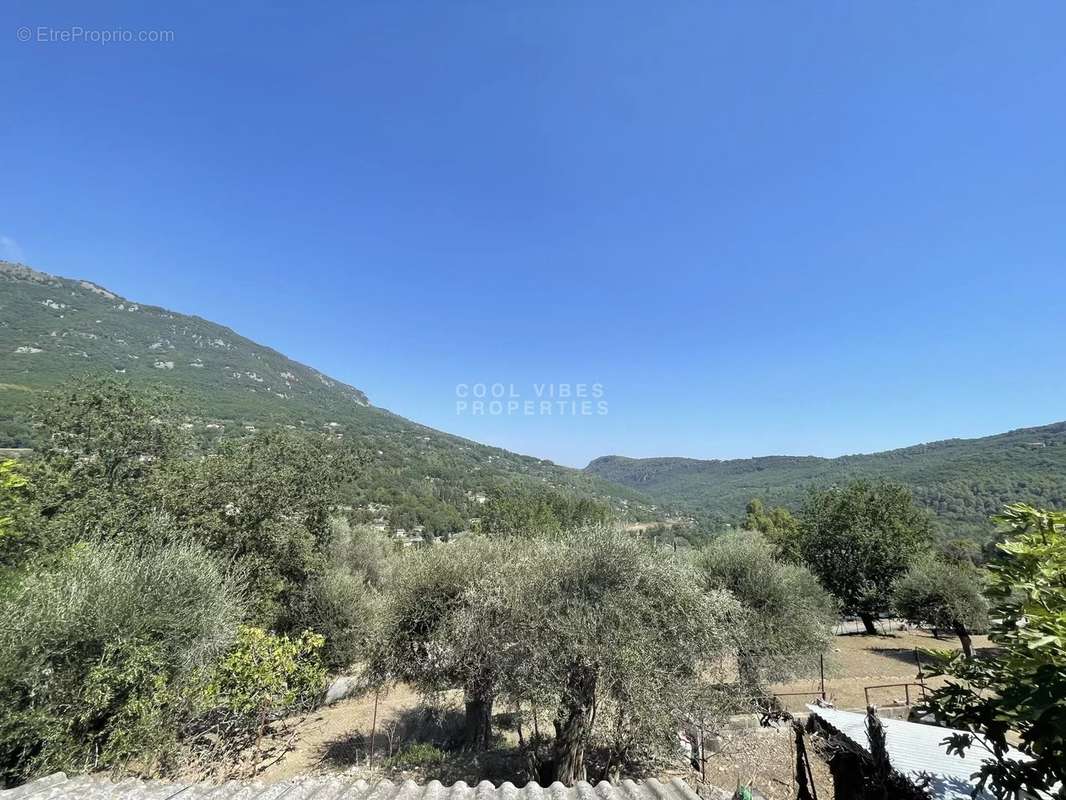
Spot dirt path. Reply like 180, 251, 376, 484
260, 683, 428, 782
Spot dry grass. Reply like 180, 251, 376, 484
256, 626, 986, 796
771, 626, 991, 711
260, 683, 430, 782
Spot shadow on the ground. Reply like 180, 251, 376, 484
313, 705, 534, 784
869, 646, 928, 669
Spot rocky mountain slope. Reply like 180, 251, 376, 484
0, 261, 654, 528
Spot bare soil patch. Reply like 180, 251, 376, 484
771, 626, 992, 711
254, 626, 985, 796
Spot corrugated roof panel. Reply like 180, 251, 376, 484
0, 775, 705, 800
807, 705, 1029, 800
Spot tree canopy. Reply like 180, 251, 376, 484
796, 480, 932, 633
893, 557, 988, 656
694, 530, 836, 687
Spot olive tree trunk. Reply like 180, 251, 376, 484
463, 688, 494, 751
952, 622, 974, 658
860, 612, 879, 635
551, 664, 598, 784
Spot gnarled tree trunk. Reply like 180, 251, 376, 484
551, 662, 598, 784
952, 621, 974, 658
463, 687, 494, 751
860, 612, 879, 635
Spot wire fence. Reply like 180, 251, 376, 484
833, 617, 908, 636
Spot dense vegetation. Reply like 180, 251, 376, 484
0, 261, 656, 534
0, 378, 838, 787
0, 381, 376, 783
922, 504, 1066, 800
586, 422, 1066, 541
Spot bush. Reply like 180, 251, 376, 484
0, 540, 243, 783
285, 568, 377, 672
205, 626, 326, 721
0, 459, 31, 567
385, 742, 446, 769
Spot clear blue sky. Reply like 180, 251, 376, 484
3, 2, 1066, 467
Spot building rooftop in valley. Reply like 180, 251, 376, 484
807, 705, 1031, 800
0, 774, 719, 800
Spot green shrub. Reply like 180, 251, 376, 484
0, 540, 243, 784
285, 568, 377, 672
205, 626, 326, 722
0, 459, 34, 569
385, 742, 446, 769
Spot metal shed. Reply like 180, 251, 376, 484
806, 705, 1031, 800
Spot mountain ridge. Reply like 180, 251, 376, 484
585, 421, 1066, 539
7, 258, 1066, 541
587, 419, 1066, 471
0, 260, 656, 530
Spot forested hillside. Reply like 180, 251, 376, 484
586, 423, 1066, 540
0, 261, 654, 531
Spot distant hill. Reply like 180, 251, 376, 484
585, 424, 1066, 540
8, 259, 1062, 542
0, 261, 654, 529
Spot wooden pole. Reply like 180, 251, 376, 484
369, 687, 380, 772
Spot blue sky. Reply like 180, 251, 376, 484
3, 2, 1066, 467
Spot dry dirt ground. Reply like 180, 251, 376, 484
255, 627, 988, 798
771, 626, 991, 712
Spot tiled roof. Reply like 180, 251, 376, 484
0, 774, 709, 800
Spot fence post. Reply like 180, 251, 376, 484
369, 687, 380, 771
819, 654, 826, 700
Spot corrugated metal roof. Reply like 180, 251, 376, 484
807, 705, 1027, 800
0, 774, 708, 800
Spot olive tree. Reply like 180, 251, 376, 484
369, 536, 530, 751
893, 557, 988, 657
371, 528, 743, 780
506, 528, 741, 783
693, 531, 837, 690
797, 480, 931, 634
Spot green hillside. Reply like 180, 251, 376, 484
586, 425, 1066, 540
0, 261, 654, 530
